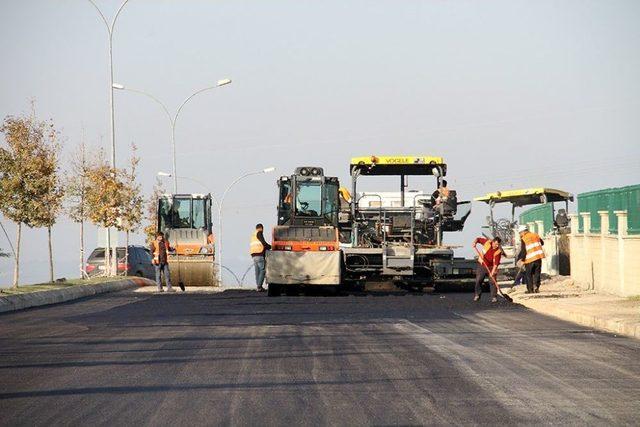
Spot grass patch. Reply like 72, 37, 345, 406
0, 276, 135, 295
627, 295, 640, 302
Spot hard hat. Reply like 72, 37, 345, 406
517, 224, 529, 233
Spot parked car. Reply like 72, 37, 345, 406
86, 246, 155, 279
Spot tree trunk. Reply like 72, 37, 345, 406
125, 231, 129, 276
48, 226, 54, 283
80, 220, 86, 279
13, 223, 21, 289
104, 229, 110, 277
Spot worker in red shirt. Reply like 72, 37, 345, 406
472, 236, 503, 303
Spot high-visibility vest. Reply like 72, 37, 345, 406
522, 232, 545, 264
152, 240, 170, 265
250, 231, 265, 255
284, 193, 293, 204
439, 187, 450, 199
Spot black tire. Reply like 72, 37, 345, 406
285, 286, 298, 296
268, 283, 281, 297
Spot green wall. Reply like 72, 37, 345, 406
577, 185, 640, 235
519, 203, 555, 235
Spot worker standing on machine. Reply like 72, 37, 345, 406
472, 236, 503, 303
151, 232, 175, 293
250, 223, 272, 292
517, 224, 545, 293
431, 180, 451, 206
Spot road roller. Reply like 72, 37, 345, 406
157, 193, 217, 287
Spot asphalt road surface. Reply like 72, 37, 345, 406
1, 288, 639, 426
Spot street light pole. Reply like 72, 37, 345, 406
86, 0, 132, 276
114, 79, 231, 194
217, 167, 275, 287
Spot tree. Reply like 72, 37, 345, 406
144, 177, 165, 244
30, 130, 64, 283
85, 150, 125, 276
117, 144, 144, 274
0, 112, 60, 288
66, 137, 92, 279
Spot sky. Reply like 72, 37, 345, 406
1, 0, 639, 287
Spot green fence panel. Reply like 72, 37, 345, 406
576, 184, 640, 235
519, 203, 554, 235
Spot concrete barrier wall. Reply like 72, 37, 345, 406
568, 211, 640, 297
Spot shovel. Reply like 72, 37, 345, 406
173, 238, 186, 292
473, 247, 513, 303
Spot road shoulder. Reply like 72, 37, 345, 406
509, 277, 640, 339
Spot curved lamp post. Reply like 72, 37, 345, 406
113, 78, 232, 193
217, 167, 275, 287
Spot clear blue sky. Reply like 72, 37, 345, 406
1, 0, 639, 286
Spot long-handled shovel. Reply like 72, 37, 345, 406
173, 237, 186, 292
473, 247, 513, 303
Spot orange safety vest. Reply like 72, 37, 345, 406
152, 240, 170, 265
522, 231, 545, 264
439, 187, 450, 199
250, 231, 265, 256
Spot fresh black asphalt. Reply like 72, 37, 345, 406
1, 288, 639, 426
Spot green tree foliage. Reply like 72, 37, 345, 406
85, 150, 126, 230
144, 177, 165, 244
0, 112, 61, 287
65, 138, 92, 278
30, 132, 64, 283
117, 145, 144, 272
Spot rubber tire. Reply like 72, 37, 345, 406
268, 283, 281, 297
285, 286, 299, 296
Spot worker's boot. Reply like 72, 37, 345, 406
473, 295, 480, 302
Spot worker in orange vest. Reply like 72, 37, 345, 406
431, 180, 451, 206
250, 223, 272, 292
150, 232, 175, 292
517, 224, 545, 293
472, 236, 503, 303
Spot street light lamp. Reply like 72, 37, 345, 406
114, 79, 232, 194
217, 167, 275, 287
